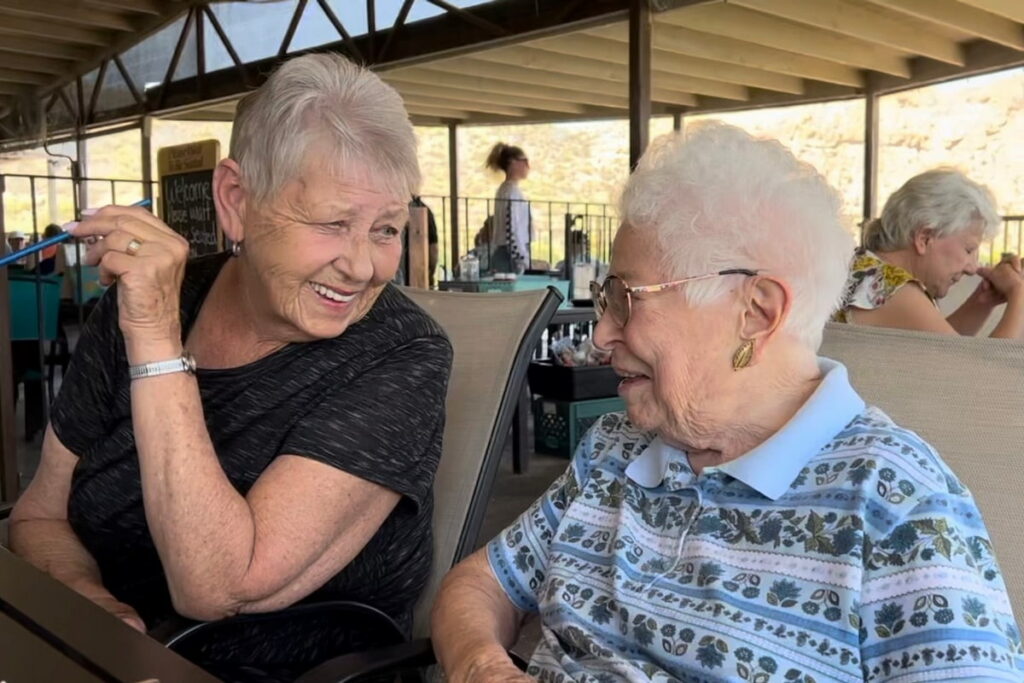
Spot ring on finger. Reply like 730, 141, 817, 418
125, 237, 143, 257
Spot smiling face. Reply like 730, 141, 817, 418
592, 225, 742, 440
914, 222, 984, 299
238, 151, 407, 342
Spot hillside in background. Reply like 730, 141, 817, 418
2, 66, 1021, 267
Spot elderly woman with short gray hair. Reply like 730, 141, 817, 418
431, 124, 1020, 682
835, 169, 1024, 337
10, 53, 451, 680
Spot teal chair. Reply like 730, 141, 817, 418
8, 274, 62, 441
9, 274, 61, 342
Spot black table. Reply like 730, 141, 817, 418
0, 547, 220, 682
512, 306, 596, 474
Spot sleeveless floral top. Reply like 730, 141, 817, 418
834, 248, 928, 323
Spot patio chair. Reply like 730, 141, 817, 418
166, 286, 563, 681
300, 319, 1024, 681
819, 322, 1024, 615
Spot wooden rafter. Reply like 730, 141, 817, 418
733, 0, 965, 66
404, 103, 470, 119
663, 4, 911, 77
0, 53, 73, 75
385, 66, 631, 109
83, 0, 163, 15
0, 35, 93, 60
955, 0, 1024, 24
866, 0, 1024, 50
0, 0, 136, 31
0, 15, 110, 47
0, 67, 50, 86
577, 28, 804, 93
400, 92, 527, 117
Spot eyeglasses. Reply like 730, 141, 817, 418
590, 269, 759, 327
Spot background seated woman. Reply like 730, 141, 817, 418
835, 169, 1024, 337
431, 124, 1020, 682
9, 53, 452, 681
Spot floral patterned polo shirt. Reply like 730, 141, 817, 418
834, 248, 931, 324
488, 359, 1021, 682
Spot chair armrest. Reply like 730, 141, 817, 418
0, 502, 13, 520
295, 637, 435, 683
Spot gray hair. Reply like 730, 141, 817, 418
864, 168, 1000, 252
230, 53, 419, 204
620, 122, 853, 350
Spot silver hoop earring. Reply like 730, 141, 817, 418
231, 241, 242, 257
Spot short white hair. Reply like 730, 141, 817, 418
230, 53, 419, 204
620, 122, 852, 350
864, 168, 1000, 252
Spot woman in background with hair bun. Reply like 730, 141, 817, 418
485, 142, 531, 274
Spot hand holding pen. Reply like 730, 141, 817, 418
0, 198, 153, 268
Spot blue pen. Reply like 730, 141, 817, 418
0, 198, 153, 268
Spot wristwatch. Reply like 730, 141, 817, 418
129, 352, 197, 380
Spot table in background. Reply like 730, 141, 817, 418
0, 547, 219, 683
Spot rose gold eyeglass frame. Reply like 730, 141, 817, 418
589, 269, 760, 326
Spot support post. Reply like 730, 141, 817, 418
863, 91, 879, 243
141, 116, 153, 205
0, 176, 18, 502
673, 110, 682, 132
448, 121, 459, 274
628, 0, 651, 169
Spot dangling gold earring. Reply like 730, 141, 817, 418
732, 338, 755, 371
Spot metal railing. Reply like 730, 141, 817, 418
420, 195, 618, 280
988, 215, 1024, 265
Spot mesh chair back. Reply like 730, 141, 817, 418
401, 287, 560, 637
820, 322, 1024, 616
9, 275, 61, 341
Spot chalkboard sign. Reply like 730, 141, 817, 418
157, 140, 221, 256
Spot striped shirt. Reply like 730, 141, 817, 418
488, 360, 1022, 681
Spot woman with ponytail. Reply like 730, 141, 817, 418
485, 142, 531, 274
835, 168, 1024, 338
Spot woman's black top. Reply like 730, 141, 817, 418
51, 252, 452, 635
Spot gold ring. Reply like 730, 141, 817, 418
125, 238, 143, 256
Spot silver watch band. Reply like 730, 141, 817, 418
129, 352, 197, 380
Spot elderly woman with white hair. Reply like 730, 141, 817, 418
9, 54, 451, 680
835, 169, 1024, 337
431, 124, 1021, 682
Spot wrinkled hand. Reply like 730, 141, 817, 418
980, 258, 1024, 301
91, 593, 147, 633
71, 205, 190, 356
451, 653, 535, 683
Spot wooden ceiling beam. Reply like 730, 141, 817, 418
866, 0, 1024, 50
527, 34, 755, 98
0, 52, 73, 75
82, 0, 164, 14
0, 0, 136, 31
661, 4, 910, 77
0, 81, 32, 96
388, 73, 586, 114
0, 15, 110, 46
589, 21, 864, 86
0, 67, 51, 85
389, 79, 590, 112
404, 103, 471, 119
394, 60, 631, 107
401, 93, 528, 117
572, 29, 805, 94
954, 0, 1024, 24
0, 34, 92, 60
732, 0, 965, 66
473, 44, 745, 99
